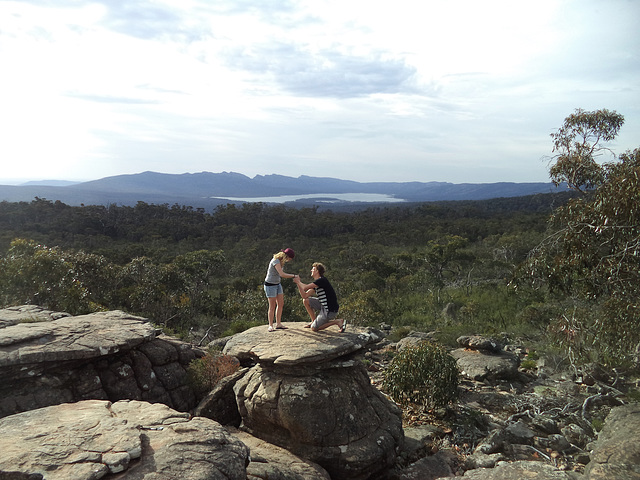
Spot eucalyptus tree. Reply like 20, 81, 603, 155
519, 109, 639, 365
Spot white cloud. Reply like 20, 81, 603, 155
0, 0, 638, 185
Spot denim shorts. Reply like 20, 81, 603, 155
264, 283, 283, 298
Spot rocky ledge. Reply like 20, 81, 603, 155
0, 306, 204, 418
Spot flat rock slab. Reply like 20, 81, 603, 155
0, 305, 70, 329
0, 399, 249, 480
461, 460, 576, 479
223, 322, 382, 365
0, 310, 157, 369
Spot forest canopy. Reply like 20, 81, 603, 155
0, 193, 560, 342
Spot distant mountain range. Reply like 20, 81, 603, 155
0, 171, 568, 210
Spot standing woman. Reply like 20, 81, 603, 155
264, 248, 297, 332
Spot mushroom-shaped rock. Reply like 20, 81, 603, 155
223, 322, 383, 365
224, 323, 403, 480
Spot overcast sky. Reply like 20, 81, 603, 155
1, 0, 638, 185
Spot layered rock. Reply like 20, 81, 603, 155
0, 306, 204, 418
219, 323, 404, 480
0, 399, 250, 479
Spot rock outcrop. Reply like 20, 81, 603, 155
0, 399, 250, 480
584, 403, 640, 479
455, 403, 640, 479
4, 307, 639, 480
0, 306, 204, 418
217, 323, 404, 480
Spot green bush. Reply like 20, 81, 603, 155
382, 340, 459, 410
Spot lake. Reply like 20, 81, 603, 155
211, 193, 405, 203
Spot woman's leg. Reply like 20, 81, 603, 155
267, 296, 277, 330
274, 293, 285, 327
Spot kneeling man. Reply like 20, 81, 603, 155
294, 262, 346, 332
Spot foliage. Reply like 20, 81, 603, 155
188, 349, 240, 394
339, 289, 384, 327
382, 341, 459, 410
549, 108, 625, 192
518, 108, 639, 365
0, 239, 93, 314
0, 239, 225, 331
0, 191, 572, 343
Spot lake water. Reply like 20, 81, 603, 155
211, 193, 405, 203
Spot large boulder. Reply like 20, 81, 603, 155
450, 335, 520, 382
222, 323, 404, 480
229, 427, 331, 480
585, 403, 640, 479
0, 399, 250, 480
0, 307, 205, 418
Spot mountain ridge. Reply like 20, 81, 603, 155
0, 171, 567, 210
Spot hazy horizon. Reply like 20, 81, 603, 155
0, 170, 562, 188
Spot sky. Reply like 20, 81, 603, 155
1, 0, 639, 185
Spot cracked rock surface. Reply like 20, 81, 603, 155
0, 399, 249, 480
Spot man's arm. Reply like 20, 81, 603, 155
294, 277, 315, 299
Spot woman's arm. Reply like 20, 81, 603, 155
274, 262, 296, 279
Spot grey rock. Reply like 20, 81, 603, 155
400, 424, 445, 462
462, 460, 578, 479
391, 451, 455, 480
531, 414, 562, 434
504, 420, 535, 445
475, 429, 506, 455
535, 434, 572, 452
0, 307, 205, 418
457, 335, 504, 353
229, 427, 331, 480
0, 310, 155, 373
223, 323, 403, 480
0, 399, 250, 480
464, 452, 505, 469
223, 322, 382, 365
194, 367, 249, 426
0, 305, 71, 329
585, 403, 640, 480
562, 423, 590, 449
395, 331, 436, 352
450, 348, 520, 382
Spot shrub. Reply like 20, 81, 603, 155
188, 349, 240, 393
382, 340, 459, 410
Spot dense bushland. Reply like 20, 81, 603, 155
0, 193, 562, 343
